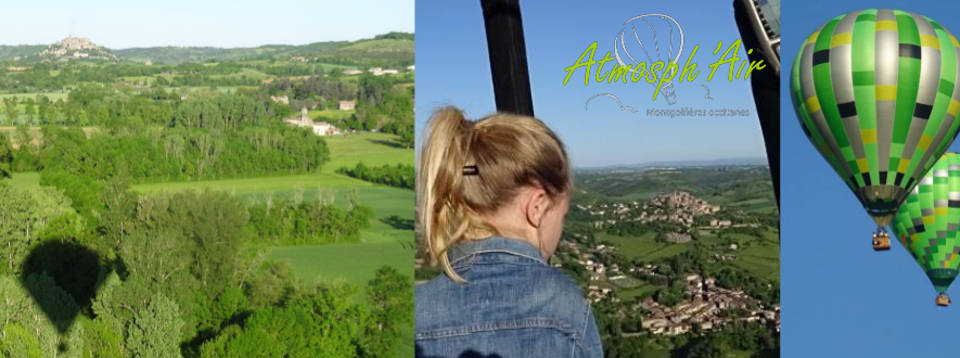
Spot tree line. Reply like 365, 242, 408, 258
337, 162, 413, 190
248, 197, 375, 245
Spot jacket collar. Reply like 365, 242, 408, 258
447, 237, 546, 266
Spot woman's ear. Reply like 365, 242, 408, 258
524, 187, 550, 228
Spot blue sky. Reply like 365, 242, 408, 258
415, 0, 769, 167
0, 0, 414, 48
782, 1, 960, 356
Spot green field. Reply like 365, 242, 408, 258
596, 231, 693, 262
268, 241, 411, 287
0, 92, 68, 101
309, 108, 354, 122
596, 227, 780, 284
730, 231, 780, 283
322, 131, 413, 171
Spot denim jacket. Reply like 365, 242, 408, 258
415, 237, 604, 358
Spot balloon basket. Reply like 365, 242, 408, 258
937, 294, 951, 307
872, 232, 891, 251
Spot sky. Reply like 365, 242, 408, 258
415, 0, 770, 167
0, 0, 414, 48
781, 1, 960, 356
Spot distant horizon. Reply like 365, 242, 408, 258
0, 0, 414, 49
0, 31, 414, 51
573, 157, 769, 170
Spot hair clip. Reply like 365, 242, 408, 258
462, 165, 479, 176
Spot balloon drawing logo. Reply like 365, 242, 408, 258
586, 13, 685, 112
615, 14, 684, 105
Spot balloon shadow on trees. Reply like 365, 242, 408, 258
19, 240, 105, 334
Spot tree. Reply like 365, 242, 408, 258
0, 184, 72, 274
126, 294, 184, 358
0, 274, 85, 357
359, 266, 413, 357
0, 133, 12, 178
23, 98, 35, 123
3, 98, 16, 124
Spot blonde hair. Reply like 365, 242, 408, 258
417, 107, 570, 282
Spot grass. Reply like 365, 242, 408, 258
596, 227, 780, 284
4, 171, 40, 188
267, 241, 412, 287
616, 281, 658, 302
309, 108, 354, 122
322, 132, 413, 172
730, 230, 780, 283
133, 172, 369, 193
0, 92, 68, 101
596, 231, 693, 262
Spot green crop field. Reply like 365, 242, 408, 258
323, 131, 413, 171
309, 108, 354, 122
596, 231, 693, 262
268, 241, 411, 288
0, 92, 68, 101
595, 227, 779, 284
731, 231, 780, 283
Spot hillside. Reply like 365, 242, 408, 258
0, 32, 414, 66
37, 37, 118, 62
0, 45, 45, 62
114, 41, 352, 64
0, 37, 119, 63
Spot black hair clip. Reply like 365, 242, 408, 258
462, 165, 479, 176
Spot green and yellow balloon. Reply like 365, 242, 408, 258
790, 9, 960, 249
891, 153, 960, 306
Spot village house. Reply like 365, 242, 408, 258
344, 69, 363, 75
368, 67, 399, 76
339, 100, 356, 110
283, 107, 341, 136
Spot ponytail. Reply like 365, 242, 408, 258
417, 107, 570, 282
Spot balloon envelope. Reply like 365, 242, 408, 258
790, 9, 960, 227
891, 153, 960, 293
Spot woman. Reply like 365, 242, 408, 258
415, 107, 603, 357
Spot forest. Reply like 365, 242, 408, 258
0, 180, 411, 357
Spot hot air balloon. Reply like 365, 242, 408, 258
790, 9, 960, 250
890, 152, 960, 306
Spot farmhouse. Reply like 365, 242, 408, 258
283, 107, 342, 136
368, 67, 399, 76
344, 69, 363, 75
339, 100, 356, 110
